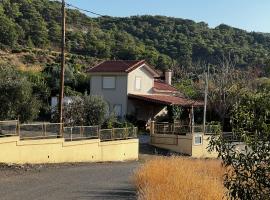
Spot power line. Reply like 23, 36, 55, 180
51, 0, 106, 17
66, 3, 107, 17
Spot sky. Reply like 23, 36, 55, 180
66, 0, 270, 33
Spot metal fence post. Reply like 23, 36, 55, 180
97, 126, 100, 139
17, 121, 20, 138
43, 122, 46, 137
70, 127, 73, 141
150, 121, 155, 135
112, 128, 114, 140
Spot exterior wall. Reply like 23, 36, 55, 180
0, 137, 138, 164
150, 134, 193, 155
150, 133, 218, 158
191, 135, 218, 158
127, 65, 154, 94
90, 75, 128, 117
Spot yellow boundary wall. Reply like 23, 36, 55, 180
150, 134, 218, 158
0, 137, 139, 164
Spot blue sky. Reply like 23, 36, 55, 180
66, 0, 270, 33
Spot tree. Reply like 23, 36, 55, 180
0, 64, 41, 122
48, 21, 61, 44
83, 95, 108, 125
56, 95, 108, 126
208, 90, 270, 199
0, 14, 18, 46
208, 56, 253, 126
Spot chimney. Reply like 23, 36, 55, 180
165, 70, 172, 85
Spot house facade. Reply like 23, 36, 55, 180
87, 60, 202, 123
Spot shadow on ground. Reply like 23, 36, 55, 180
75, 188, 136, 200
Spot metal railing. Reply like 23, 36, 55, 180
19, 123, 62, 140
0, 120, 19, 137
154, 123, 190, 135
154, 122, 220, 135
99, 127, 137, 141
0, 121, 138, 141
64, 126, 99, 141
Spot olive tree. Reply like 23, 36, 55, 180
0, 65, 41, 122
54, 95, 108, 126
208, 90, 270, 199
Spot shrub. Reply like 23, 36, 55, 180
53, 95, 109, 126
208, 91, 270, 199
134, 157, 226, 200
0, 64, 41, 122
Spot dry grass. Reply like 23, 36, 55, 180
134, 157, 227, 200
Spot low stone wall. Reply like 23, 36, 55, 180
150, 134, 193, 156
150, 134, 218, 158
0, 137, 139, 164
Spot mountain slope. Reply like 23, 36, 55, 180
0, 0, 270, 71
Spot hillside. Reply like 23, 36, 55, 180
1, 0, 270, 72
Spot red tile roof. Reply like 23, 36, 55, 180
154, 80, 178, 92
128, 94, 204, 107
87, 60, 146, 73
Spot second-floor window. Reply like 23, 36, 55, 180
103, 76, 115, 89
135, 77, 141, 90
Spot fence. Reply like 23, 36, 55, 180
154, 122, 190, 135
0, 120, 19, 137
99, 127, 138, 141
0, 121, 138, 141
153, 122, 220, 135
64, 126, 99, 141
19, 123, 62, 140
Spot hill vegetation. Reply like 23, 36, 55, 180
0, 0, 270, 123
1, 0, 270, 73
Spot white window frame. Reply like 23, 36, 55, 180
102, 76, 116, 89
113, 104, 122, 118
194, 134, 203, 145
135, 76, 141, 91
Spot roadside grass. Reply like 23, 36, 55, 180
134, 157, 226, 200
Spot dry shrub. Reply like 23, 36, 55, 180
134, 157, 226, 200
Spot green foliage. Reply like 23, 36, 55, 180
0, 0, 270, 71
83, 95, 108, 126
174, 79, 200, 98
208, 91, 270, 199
0, 64, 41, 122
55, 95, 109, 126
168, 105, 183, 121
0, 13, 18, 46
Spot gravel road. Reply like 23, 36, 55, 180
0, 162, 138, 200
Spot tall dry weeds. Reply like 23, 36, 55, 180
134, 157, 226, 200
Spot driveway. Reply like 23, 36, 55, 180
0, 162, 138, 200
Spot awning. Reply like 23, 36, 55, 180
128, 94, 203, 107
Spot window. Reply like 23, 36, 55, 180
103, 76, 115, 89
194, 134, 203, 145
113, 104, 122, 117
135, 77, 141, 90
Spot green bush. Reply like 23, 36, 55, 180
208, 90, 270, 199
53, 95, 108, 126
0, 64, 41, 122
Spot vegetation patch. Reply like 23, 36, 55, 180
134, 157, 226, 200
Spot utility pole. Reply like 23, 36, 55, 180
59, 0, 66, 136
203, 65, 209, 133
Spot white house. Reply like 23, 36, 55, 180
87, 60, 202, 122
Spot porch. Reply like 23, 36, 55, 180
127, 93, 204, 124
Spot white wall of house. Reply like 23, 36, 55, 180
90, 75, 128, 118
127, 65, 154, 94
